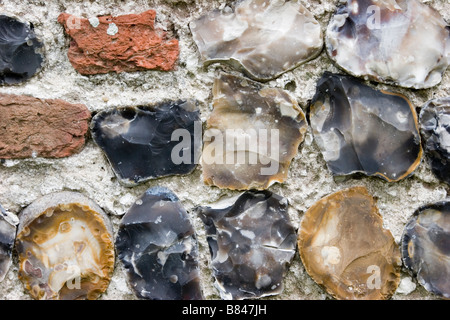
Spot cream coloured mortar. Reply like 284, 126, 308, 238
0, 0, 448, 300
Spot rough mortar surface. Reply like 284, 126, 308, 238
0, 0, 448, 300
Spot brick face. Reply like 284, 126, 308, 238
0, 93, 90, 159
58, 10, 179, 75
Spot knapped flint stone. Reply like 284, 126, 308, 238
0, 15, 44, 85
0, 93, 91, 159
309, 72, 422, 182
190, 0, 323, 81
326, 0, 450, 89
115, 187, 203, 300
202, 73, 308, 190
58, 11, 179, 75
90, 100, 201, 186
419, 97, 450, 185
0, 204, 17, 282
196, 190, 297, 300
15, 192, 115, 300
401, 201, 450, 299
298, 187, 401, 300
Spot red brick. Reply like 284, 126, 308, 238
0, 93, 90, 159
58, 10, 179, 75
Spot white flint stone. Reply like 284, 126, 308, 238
326, 0, 450, 89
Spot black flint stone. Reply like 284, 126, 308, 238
419, 97, 450, 185
401, 201, 450, 298
309, 72, 422, 182
0, 204, 16, 281
91, 100, 201, 186
0, 15, 44, 85
196, 190, 296, 300
115, 187, 203, 300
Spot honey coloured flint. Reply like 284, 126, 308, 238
298, 187, 401, 300
15, 192, 115, 300
202, 73, 308, 190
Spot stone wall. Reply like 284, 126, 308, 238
0, 0, 448, 300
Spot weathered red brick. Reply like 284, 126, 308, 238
58, 10, 179, 75
0, 93, 91, 159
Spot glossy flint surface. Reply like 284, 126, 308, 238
298, 187, 401, 300
15, 192, 115, 300
402, 201, 450, 299
0, 204, 17, 282
420, 97, 450, 185
310, 72, 422, 182
196, 190, 296, 300
91, 100, 201, 186
115, 187, 203, 300
0, 15, 44, 85
190, 0, 323, 81
326, 0, 450, 89
202, 73, 308, 190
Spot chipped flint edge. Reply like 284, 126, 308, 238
0, 204, 19, 226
